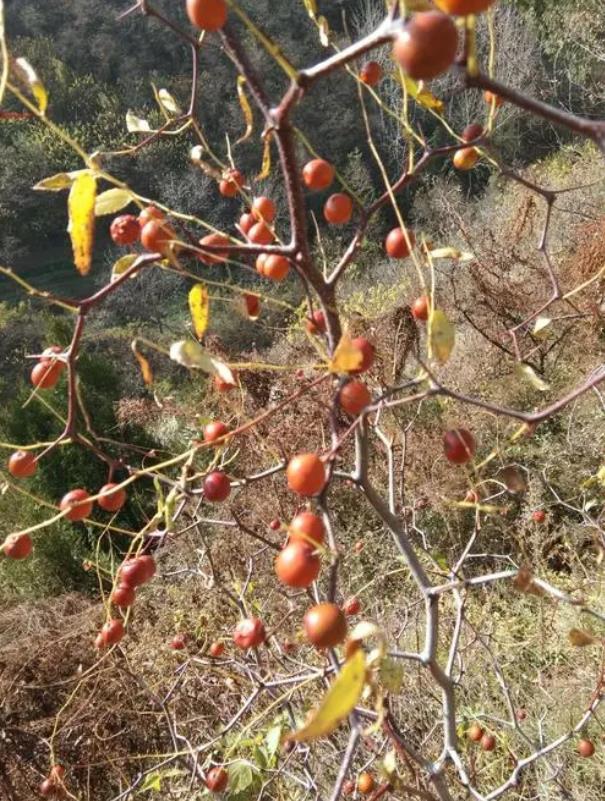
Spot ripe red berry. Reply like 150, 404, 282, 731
411, 295, 430, 321
269, 518, 281, 531
205, 766, 229, 792
324, 193, 353, 225
101, 619, 125, 647
462, 122, 484, 142
110, 214, 140, 246
443, 429, 476, 465
343, 596, 361, 616
186, 0, 228, 31
289, 511, 325, 546
170, 634, 187, 650
118, 555, 156, 587
198, 233, 230, 265
577, 738, 595, 758
275, 541, 321, 588
532, 509, 546, 523
239, 212, 255, 235
203, 471, 231, 502
287, 453, 326, 497
2, 533, 33, 560
263, 254, 290, 281
338, 380, 372, 416
349, 337, 375, 374
219, 168, 245, 197
480, 733, 496, 752
60, 489, 93, 522
304, 603, 348, 649
210, 641, 225, 658
31, 361, 62, 390
248, 221, 274, 245
111, 584, 136, 609
243, 293, 261, 318
233, 617, 266, 649
140, 219, 176, 255
8, 450, 37, 478
305, 309, 327, 334
393, 12, 458, 81
204, 421, 230, 445
252, 196, 276, 223
138, 206, 164, 226
97, 483, 127, 512
302, 159, 335, 191
360, 60, 382, 86
385, 227, 416, 259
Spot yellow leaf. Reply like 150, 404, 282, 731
236, 76, 254, 144
568, 628, 598, 647
288, 650, 366, 742
15, 57, 48, 114
188, 283, 210, 340
401, 74, 443, 113
126, 110, 151, 133
111, 254, 138, 282
228, 5, 298, 81
301, 0, 317, 18
257, 132, 273, 180
317, 16, 330, 47
95, 188, 133, 216
532, 316, 552, 339
429, 247, 462, 260
428, 309, 455, 364
329, 333, 362, 374
68, 172, 97, 276
33, 171, 87, 192
131, 340, 153, 386
169, 341, 236, 385
158, 88, 181, 116
515, 363, 550, 392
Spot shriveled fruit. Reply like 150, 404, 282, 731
289, 511, 325, 546
531, 509, 546, 523
287, 453, 326, 496
39, 778, 63, 798
484, 90, 503, 107
385, 227, 415, 259
170, 634, 187, 650
233, 617, 266, 649
275, 541, 321, 588
252, 196, 276, 223
468, 723, 484, 742
49, 766, 65, 782
443, 429, 476, 464
205, 766, 229, 792
435, 0, 496, 13
209, 641, 225, 657
111, 584, 136, 609
248, 221, 274, 245
140, 219, 176, 255
462, 122, 484, 142
186, 0, 228, 32
350, 337, 375, 374
8, 450, 37, 478
203, 471, 231, 502
305, 309, 327, 334
304, 603, 347, 649
411, 295, 430, 321
2, 533, 33, 560
31, 361, 63, 390
339, 380, 372, 416
302, 159, 334, 191
357, 772, 375, 794
393, 12, 458, 81
324, 193, 353, 225
60, 489, 93, 521
453, 147, 479, 171
101, 619, 125, 646
110, 214, 140, 246
577, 738, 595, 758
198, 233, 230, 265
97, 483, 127, 512
360, 60, 382, 86
263, 254, 290, 281
481, 733, 496, 752
204, 421, 230, 445
219, 168, 245, 197
343, 596, 361, 616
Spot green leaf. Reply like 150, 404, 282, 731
188, 283, 210, 340
95, 188, 133, 216
265, 724, 283, 758
112, 254, 138, 282
138, 768, 184, 794
515, 363, 550, 392
288, 649, 366, 742
228, 761, 254, 794
428, 309, 455, 364
68, 172, 97, 275
400, 74, 443, 113
382, 749, 397, 778
15, 57, 48, 114
379, 657, 405, 693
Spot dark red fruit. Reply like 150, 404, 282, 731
360, 61, 382, 86
324, 193, 353, 225
203, 471, 231, 502
303, 603, 348, 649
2, 533, 33, 560
101, 619, 125, 646
31, 361, 62, 390
110, 215, 140, 246
443, 429, 476, 464
111, 584, 136, 609
385, 227, 415, 259
343, 596, 361, 616
205, 766, 229, 792
204, 421, 230, 445
393, 12, 458, 81
60, 489, 93, 521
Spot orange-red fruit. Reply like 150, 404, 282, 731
31, 361, 62, 390
385, 227, 416, 259
531, 509, 546, 523
101, 619, 125, 646
305, 309, 327, 335
480, 734, 496, 752
275, 541, 321, 588
360, 60, 382, 86
186, 0, 228, 32
357, 772, 375, 795
393, 12, 458, 81
248, 221, 274, 245
203, 471, 231, 502
97, 483, 127, 512
435, 0, 496, 13
60, 489, 93, 522
39, 779, 62, 798
339, 380, 372, 416
263, 254, 290, 281
140, 220, 175, 254
204, 421, 230, 445
302, 159, 335, 191
199, 233, 230, 265
577, 738, 595, 758
219, 168, 245, 197
170, 634, 187, 650
2, 533, 33, 560
289, 511, 325, 546
324, 193, 353, 225
304, 603, 348, 649
287, 453, 326, 497
252, 196, 276, 223
233, 617, 266, 649
453, 147, 479, 171
205, 766, 229, 792
484, 90, 503, 108
243, 293, 261, 318
411, 295, 430, 321
343, 596, 361, 616
468, 723, 484, 742
443, 429, 476, 464
8, 450, 37, 478
350, 337, 375, 374
118, 555, 156, 587
209, 641, 225, 657
462, 122, 484, 142
111, 584, 136, 609
239, 212, 255, 235
110, 214, 140, 246
138, 206, 165, 226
